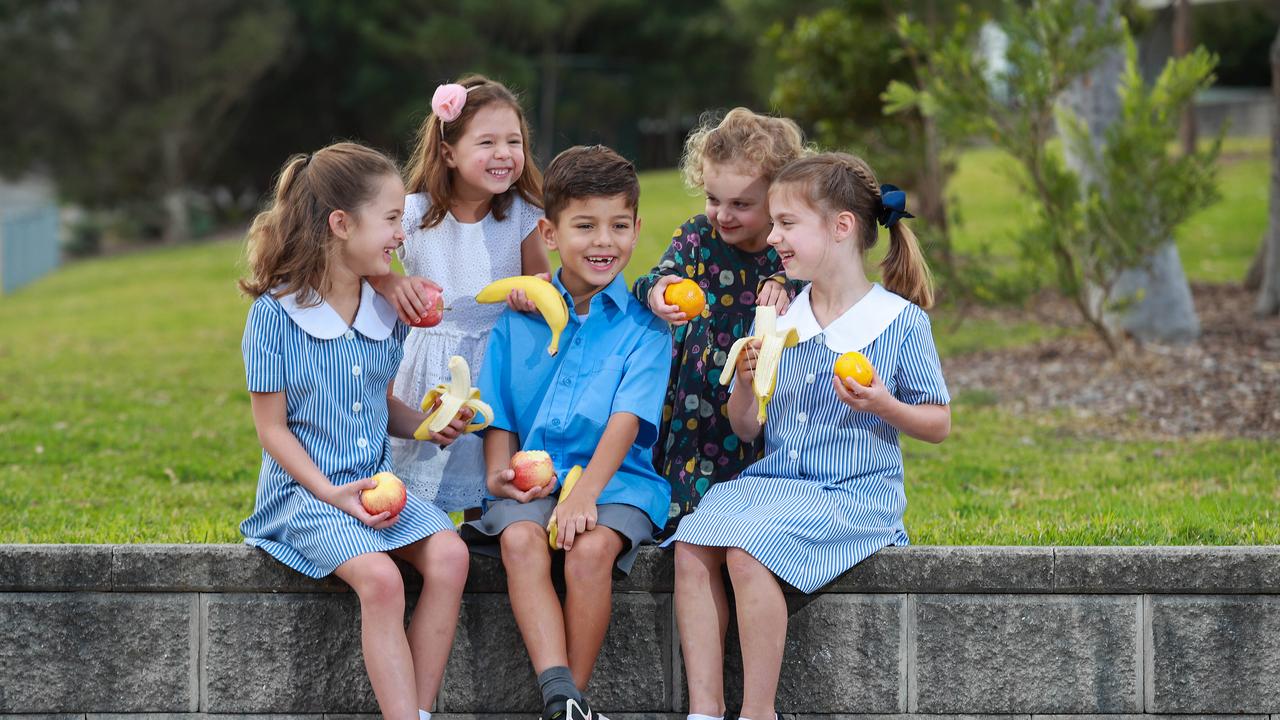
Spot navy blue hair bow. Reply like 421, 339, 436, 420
877, 184, 914, 228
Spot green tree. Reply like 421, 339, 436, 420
885, 0, 1220, 353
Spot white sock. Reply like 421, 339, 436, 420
419, 711, 431, 720
688, 714, 723, 720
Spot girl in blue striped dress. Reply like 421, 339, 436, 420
239, 142, 472, 720
669, 152, 951, 720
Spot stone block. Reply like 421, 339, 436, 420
0, 545, 112, 591
1149, 595, 1280, 712
721, 594, 905, 713
1055, 547, 1280, 593
0, 593, 195, 712
913, 595, 1140, 713
203, 593, 374, 712
112, 545, 347, 593
440, 592, 671, 712
824, 547, 1054, 594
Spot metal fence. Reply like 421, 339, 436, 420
0, 198, 60, 295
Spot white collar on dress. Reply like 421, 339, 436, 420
276, 280, 398, 340
777, 284, 909, 353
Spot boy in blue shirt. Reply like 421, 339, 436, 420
462, 145, 673, 720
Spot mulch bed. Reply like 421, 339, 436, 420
941, 283, 1280, 439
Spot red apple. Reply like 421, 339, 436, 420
360, 471, 407, 518
409, 284, 445, 328
511, 450, 555, 492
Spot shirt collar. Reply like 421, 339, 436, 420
777, 283, 909, 353
552, 271, 629, 318
276, 280, 398, 340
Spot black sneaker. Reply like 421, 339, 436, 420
541, 695, 607, 720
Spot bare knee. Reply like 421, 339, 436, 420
676, 541, 725, 582
563, 530, 620, 587
343, 555, 405, 612
725, 547, 764, 579
422, 531, 470, 591
499, 521, 550, 570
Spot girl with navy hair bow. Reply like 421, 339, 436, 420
666, 152, 951, 720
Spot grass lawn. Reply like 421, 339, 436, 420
0, 139, 1274, 544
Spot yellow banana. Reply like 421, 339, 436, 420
546, 464, 584, 549
475, 275, 569, 355
720, 305, 799, 424
413, 355, 494, 441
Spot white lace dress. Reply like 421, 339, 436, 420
390, 192, 543, 510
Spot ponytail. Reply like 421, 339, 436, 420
882, 222, 934, 309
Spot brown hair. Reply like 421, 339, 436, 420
239, 142, 399, 305
773, 152, 934, 308
542, 145, 639, 223
404, 74, 543, 230
680, 107, 807, 190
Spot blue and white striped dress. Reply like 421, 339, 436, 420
240, 281, 454, 578
669, 284, 949, 593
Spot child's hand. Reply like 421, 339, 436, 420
422, 401, 475, 448
506, 272, 551, 313
648, 275, 691, 326
330, 478, 399, 530
733, 338, 762, 387
487, 466, 555, 504
757, 279, 791, 315
832, 367, 892, 416
553, 492, 597, 551
387, 275, 443, 325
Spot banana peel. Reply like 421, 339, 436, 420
546, 464, 584, 549
413, 356, 493, 441
720, 305, 799, 424
475, 275, 569, 355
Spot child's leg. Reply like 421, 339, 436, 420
392, 532, 470, 708
561, 525, 625, 690
332, 552, 418, 720
675, 541, 731, 717
725, 548, 787, 720
499, 520, 568, 672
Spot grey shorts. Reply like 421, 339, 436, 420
461, 496, 656, 576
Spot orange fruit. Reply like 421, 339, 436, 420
834, 351, 874, 387
663, 278, 706, 318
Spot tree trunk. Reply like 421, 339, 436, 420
1174, 0, 1197, 156
161, 129, 190, 244
537, 44, 559, 168
1255, 26, 1280, 316
1060, 0, 1199, 344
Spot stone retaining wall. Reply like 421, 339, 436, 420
1, 545, 1278, 717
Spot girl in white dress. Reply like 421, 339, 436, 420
669, 152, 951, 720
372, 75, 549, 513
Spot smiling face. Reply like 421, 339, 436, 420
336, 173, 406, 278
765, 183, 840, 282
702, 161, 772, 252
442, 103, 526, 200
541, 194, 639, 305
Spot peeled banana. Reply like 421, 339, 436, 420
720, 305, 799, 424
413, 355, 494, 441
546, 464, 584, 549
475, 275, 569, 355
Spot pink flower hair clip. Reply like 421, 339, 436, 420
432, 83, 475, 124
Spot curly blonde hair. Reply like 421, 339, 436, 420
680, 107, 807, 190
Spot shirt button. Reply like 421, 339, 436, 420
356, 437, 368, 449
797, 412, 807, 423
805, 373, 816, 384
560, 377, 572, 387
788, 449, 799, 460
352, 402, 362, 413
351, 365, 362, 376
574, 337, 583, 346
551, 418, 561, 428
344, 330, 355, 340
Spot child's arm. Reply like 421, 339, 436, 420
632, 223, 700, 326
833, 372, 951, 443
368, 273, 442, 325
385, 383, 473, 447
551, 412, 640, 550
725, 338, 764, 442
756, 273, 801, 315
249, 391, 398, 529
483, 427, 554, 503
